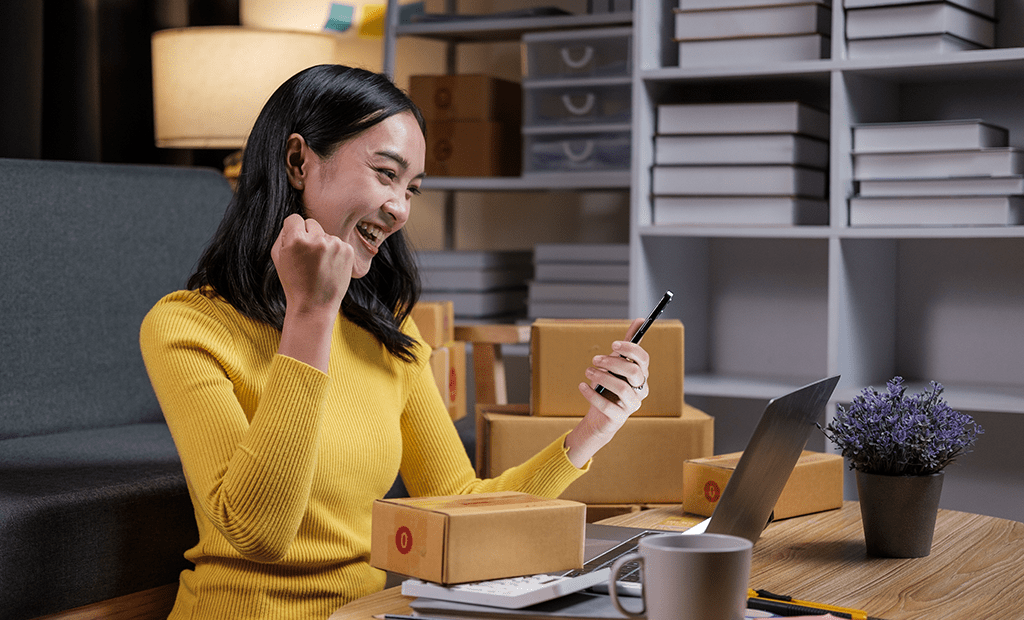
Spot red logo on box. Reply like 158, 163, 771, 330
449, 368, 458, 400
704, 480, 721, 503
396, 526, 413, 554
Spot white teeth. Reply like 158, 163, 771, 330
358, 222, 384, 245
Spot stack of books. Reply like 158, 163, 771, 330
673, 0, 831, 66
527, 243, 630, 319
849, 119, 1024, 226
845, 0, 995, 58
651, 101, 830, 226
417, 250, 533, 320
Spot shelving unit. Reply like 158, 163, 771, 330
634, 1, 1024, 521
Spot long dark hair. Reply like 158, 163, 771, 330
188, 65, 425, 362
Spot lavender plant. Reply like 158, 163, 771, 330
820, 377, 983, 476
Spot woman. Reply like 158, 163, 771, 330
140, 65, 651, 620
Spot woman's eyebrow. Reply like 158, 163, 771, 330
376, 149, 426, 180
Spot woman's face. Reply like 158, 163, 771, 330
289, 111, 426, 279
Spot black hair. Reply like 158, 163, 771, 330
188, 64, 426, 362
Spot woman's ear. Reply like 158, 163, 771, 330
285, 133, 309, 190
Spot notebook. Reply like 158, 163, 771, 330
403, 375, 841, 609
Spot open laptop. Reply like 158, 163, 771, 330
403, 375, 841, 609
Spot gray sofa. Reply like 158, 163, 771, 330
0, 157, 231, 619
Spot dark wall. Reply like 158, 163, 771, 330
0, 0, 239, 166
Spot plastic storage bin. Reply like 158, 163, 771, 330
522, 27, 632, 80
524, 130, 631, 174
524, 79, 631, 126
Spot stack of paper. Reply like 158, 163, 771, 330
417, 250, 533, 320
674, 0, 831, 66
650, 101, 830, 226
528, 244, 630, 319
845, 0, 995, 58
849, 119, 1024, 226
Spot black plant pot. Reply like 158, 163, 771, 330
856, 470, 944, 558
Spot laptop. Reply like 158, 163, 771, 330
403, 375, 841, 609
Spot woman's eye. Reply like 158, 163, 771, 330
377, 168, 397, 181
408, 185, 422, 197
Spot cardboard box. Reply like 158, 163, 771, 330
530, 319, 685, 416
410, 74, 522, 123
683, 450, 844, 520
411, 301, 454, 349
371, 491, 585, 584
447, 341, 467, 421
427, 347, 450, 405
425, 120, 521, 177
478, 403, 713, 504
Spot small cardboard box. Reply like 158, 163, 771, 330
427, 347, 451, 405
371, 491, 585, 584
411, 301, 454, 349
479, 404, 713, 504
410, 74, 522, 123
530, 319, 685, 416
447, 341, 467, 421
425, 120, 521, 177
683, 450, 844, 520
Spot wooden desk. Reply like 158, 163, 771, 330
330, 502, 1024, 620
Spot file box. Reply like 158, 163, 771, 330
409, 74, 521, 123
371, 492, 585, 584
530, 318, 685, 417
523, 129, 630, 174
425, 120, 521, 177
683, 450, 843, 519
523, 80, 631, 127
479, 404, 714, 504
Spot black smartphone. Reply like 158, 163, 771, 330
595, 290, 674, 400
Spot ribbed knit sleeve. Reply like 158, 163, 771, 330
140, 291, 329, 563
398, 353, 588, 499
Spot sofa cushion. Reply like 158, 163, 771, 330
0, 422, 197, 619
0, 158, 231, 440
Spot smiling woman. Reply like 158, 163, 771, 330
139, 64, 654, 620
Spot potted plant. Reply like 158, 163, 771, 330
820, 377, 983, 558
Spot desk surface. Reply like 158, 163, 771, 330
330, 502, 1024, 620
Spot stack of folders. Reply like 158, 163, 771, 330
651, 101, 830, 226
527, 244, 629, 320
845, 0, 995, 58
417, 250, 533, 321
850, 119, 1024, 226
673, 0, 831, 66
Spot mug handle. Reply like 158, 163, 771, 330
608, 553, 645, 618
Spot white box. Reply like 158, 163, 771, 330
852, 120, 1008, 153
849, 195, 1024, 226
857, 176, 1024, 197
852, 148, 1024, 180
678, 34, 830, 66
675, 3, 831, 40
845, 2, 995, 47
653, 196, 829, 226
847, 33, 984, 58
657, 101, 829, 139
652, 165, 827, 198
655, 133, 828, 168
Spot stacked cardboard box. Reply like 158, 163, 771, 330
410, 301, 467, 421
409, 74, 522, 177
478, 318, 716, 510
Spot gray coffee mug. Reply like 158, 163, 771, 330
608, 533, 753, 620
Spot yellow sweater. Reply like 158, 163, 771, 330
140, 289, 586, 620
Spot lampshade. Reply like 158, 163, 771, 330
151, 26, 380, 148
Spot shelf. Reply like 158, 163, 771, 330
685, 373, 823, 401
421, 171, 630, 192
639, 225, 833, 239
396, 12, 633, 43
833, 381, 1024, 416
638, 225, 1024, 239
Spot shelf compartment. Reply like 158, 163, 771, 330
395, 12, 633, 43
837, 237, 1024, 410
641, 235, 829, 387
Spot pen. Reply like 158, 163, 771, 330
747, 588, 875, 620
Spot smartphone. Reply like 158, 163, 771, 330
595, 290, 674, 400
